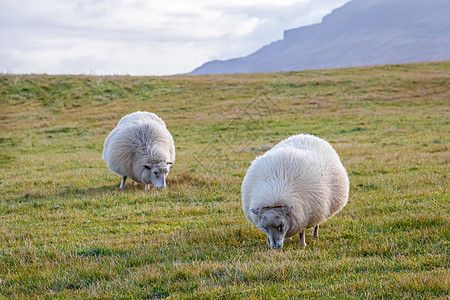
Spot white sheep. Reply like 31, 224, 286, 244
102, 111, 175, 190
241, 134, 349, 250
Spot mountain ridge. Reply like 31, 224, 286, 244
189, 0, 450, 75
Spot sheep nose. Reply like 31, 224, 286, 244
271, 243, 283, 250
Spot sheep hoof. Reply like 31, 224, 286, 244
299, 230, 306, 248
119, 176, 127, 189
312, 225, 319, 239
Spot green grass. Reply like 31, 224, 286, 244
0, 61, 449, 299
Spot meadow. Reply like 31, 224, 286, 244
0, 61, 448, 299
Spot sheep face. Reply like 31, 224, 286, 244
142, 161, 173, 189
251, 205, 293, 250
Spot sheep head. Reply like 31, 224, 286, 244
142, 161, 173, 189
251, 205, 293, 250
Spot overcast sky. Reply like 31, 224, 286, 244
0, 0, 351, 76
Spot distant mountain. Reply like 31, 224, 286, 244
189, 0, 450, 75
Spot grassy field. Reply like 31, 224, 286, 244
0, 61, 449, 299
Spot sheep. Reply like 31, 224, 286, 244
102, 111, 175, 190
241, 134, 349, 250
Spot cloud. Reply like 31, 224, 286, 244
0, 0, 350, 75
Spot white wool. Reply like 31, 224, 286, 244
116, 111, 166, 128
241, 134, 349, 238
102, 111, 175, 184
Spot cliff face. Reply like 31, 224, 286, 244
189, 0, 450, 75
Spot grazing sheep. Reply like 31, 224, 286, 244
102, 111, 175, 190
241, 134, 349, 250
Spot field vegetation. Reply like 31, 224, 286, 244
0, 61, 449, 298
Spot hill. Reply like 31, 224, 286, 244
0, 61, 449, 298
190, 0, 450, 75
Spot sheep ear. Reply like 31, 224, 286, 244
251, 208, 261, 215
143, 164, 151, 170
166, 162, 173, 165
283, 205, 293, 214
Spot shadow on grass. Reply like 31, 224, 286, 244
8, 170, 225, 206
56, 184, 120, 198
11, 185, 118, 204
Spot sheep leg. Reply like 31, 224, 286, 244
145, 184, 150, 190
299, 230, 306, 247
267, 237, 270, 247
312, 225, 319, 239
120, 176, 127, 189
